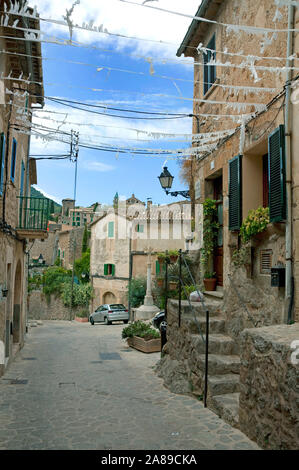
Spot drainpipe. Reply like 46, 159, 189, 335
285, 5, 295, 324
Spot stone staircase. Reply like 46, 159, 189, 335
182, 294, 241, 429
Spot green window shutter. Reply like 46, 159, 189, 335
104, 264, 108, 275
10, 138, 17, 182
268, 125, 286, 223
111, 264, 115, 276
0, 133, 5, 196
108, 221, 114, 238
155, 260, 160, 274
229, 155, 242, 231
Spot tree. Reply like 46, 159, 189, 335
82, 223, 89, 253
74, 248, 90, 282
127, 277, 147, 308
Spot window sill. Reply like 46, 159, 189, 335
202, 78, 220, 101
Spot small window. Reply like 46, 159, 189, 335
108, 221, 114, 238
10, 138, 17, 182
136, 224, 144, 233
104, 264, 115, 276
260, 250, 272, 274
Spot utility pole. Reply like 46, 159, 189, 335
70, 130, 79, 320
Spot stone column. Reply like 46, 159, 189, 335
135, 247, 160, 321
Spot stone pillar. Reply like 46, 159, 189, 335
135, 248, 160, 321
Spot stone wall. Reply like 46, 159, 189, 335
239, 323, 299, 450
28, 290, 82, 321
156, 299, 224, 396
223, 227, 286, 340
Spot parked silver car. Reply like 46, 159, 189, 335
89, 304, 129, 325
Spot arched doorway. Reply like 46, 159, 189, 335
103, 291, 116, 304
12, 261, 22, 344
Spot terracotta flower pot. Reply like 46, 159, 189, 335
169, 255, 178, 264
157, 279, 164, 288
168, 281, 178, 291
203, 278, 217, 291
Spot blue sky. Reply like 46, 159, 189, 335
30, 0, 200, 207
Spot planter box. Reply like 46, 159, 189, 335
127, 336, 161, 353
75, 317, 89, 323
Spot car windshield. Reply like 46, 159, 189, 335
109, 304, 126, 310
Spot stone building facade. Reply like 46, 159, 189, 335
89, 200, 192, 310
0, 1, 45, 376
156, 0, 299, 449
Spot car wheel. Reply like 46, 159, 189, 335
90, 318, 94, 325
123, 320, 129, 324
104, 317, 111, 325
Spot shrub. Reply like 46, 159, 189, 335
74, 248, 90, 282
61, 282, 93, 307
122, 321, 160, 341
42, 266, 72, 299
127, 277, 147, 308
240, 206, 270, 243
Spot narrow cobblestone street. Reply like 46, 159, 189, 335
0, 321, 259, 450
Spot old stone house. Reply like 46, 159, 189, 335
0, 1, 46, 376
157, 0, 299, 449
89, 199, 192, 310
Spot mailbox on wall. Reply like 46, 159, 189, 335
271, 266, 285, 287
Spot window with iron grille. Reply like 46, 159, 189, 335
260, 249, 272, 274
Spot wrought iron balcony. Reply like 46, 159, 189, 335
16, 196, 50, 240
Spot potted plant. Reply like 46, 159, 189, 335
200, 199, 219, 289
203, 271, 217, 291
156, 275, 164, 288
168, 279, 178, 291
157, 252, 166, 263
122, 320, 161, 353
74, 308, 89, 322
169, 250, 179, 264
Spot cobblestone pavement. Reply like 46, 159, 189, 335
0, 321, 259, 450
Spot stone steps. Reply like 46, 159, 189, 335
183, 316, 226, 335
197, 354, 241, 375
190, 333, 239, 355
208, 374, 240, 396
209, 393, 240, 429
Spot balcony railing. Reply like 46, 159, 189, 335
17, 196, 50, 231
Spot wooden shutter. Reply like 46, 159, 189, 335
155, 260, 160, 274
268, 125, 286, 222
111, 264, 115, 276
104, 264, 108, 275
108, 221, 114, 238
0, 133, 5, 196
10, 138, 17, 182
229, 155, 242, 231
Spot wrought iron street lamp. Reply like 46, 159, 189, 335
158, 167, 190, 199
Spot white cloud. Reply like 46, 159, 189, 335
79, 160, 115, 172
31, 0, 200, 59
